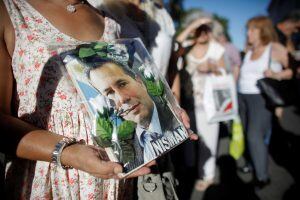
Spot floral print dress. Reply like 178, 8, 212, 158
3, 0, 131, 199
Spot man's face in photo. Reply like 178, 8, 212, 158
89, 62, 154, 127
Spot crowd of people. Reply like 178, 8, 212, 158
0, 0, 299, 199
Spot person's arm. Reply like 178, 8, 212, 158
230, 46, 242, 81
233, 64, 240, 82
214, 54, 226, 75
0, 1, 151, 179
264, 42, 293, 80
264, 68, 293, 80
204, 54, 226, 75
176, 18, 211, 43
217, 54, 226, 69
171, 73, 180, 102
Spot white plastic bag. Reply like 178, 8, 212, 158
203, 70, 238, 123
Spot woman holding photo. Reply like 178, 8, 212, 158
0, 0, 196, 198
0, 0, 154, 199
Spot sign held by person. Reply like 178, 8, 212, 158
61, 39, 189, 177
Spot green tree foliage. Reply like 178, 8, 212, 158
213, 13, 232, 41
166, 1, 231, 41
168, 0, 184, 23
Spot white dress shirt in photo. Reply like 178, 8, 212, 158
136, 104, 163, 163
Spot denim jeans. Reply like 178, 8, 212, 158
238, 93, 272, 181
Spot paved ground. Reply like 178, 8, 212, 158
189, 127, 299, 200
1, 114, 299, 200
0, 153, 4, 197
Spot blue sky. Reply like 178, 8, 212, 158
183, 0, 270, 50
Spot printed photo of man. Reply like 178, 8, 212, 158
87, 61, 180, 165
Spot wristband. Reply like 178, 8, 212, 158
51, 137, 78, 169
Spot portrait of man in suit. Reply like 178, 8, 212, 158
87, 60, 182, 166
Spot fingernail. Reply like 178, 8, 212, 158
117, 173, 125, 178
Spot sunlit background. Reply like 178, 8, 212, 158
165, 0, 299, 50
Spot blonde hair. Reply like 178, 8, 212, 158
247, 16, 278, 45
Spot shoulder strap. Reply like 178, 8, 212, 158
267, 44, 272, 69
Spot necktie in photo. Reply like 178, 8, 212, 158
140, 130, 160, 162
140, 130, 160, 147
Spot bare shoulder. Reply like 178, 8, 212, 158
0, 0, 14, 55
0, 0, 6, 32
0, 0, 8, 47
0, 0, 15, 114
270, 42, 288, 67
0, 0, 9, 32
271, 42, 287, 54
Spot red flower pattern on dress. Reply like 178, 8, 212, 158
35, 18, 42, 23
38, 47, 44, 53
19, 91, 25, 96
68, 178, 75, 185
27, 34, 35, 41
50, 51, 57, 56
56, 37, 63, 43
24, 77, 31, 85
21, 23, 28, 29
57, 91, 67, 100
54, 178, 59, 186
18, 49, 24, 56
33, 183, 39, 189
88, 193, 95, 200
34, 62, 41, 69
39, 168, 44, 176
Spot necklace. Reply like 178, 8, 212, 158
66, 1, 85, 13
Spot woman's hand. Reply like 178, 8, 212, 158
177, 17, 212, 43
197, 62, 211, 73
264, 69, 281, 80
61, 144, 154, 179
207, 59, 221, 75
188, 17, 212, 31
197, 59, 221, 75
264, 69, 274, 78
176, 107, 198, 140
